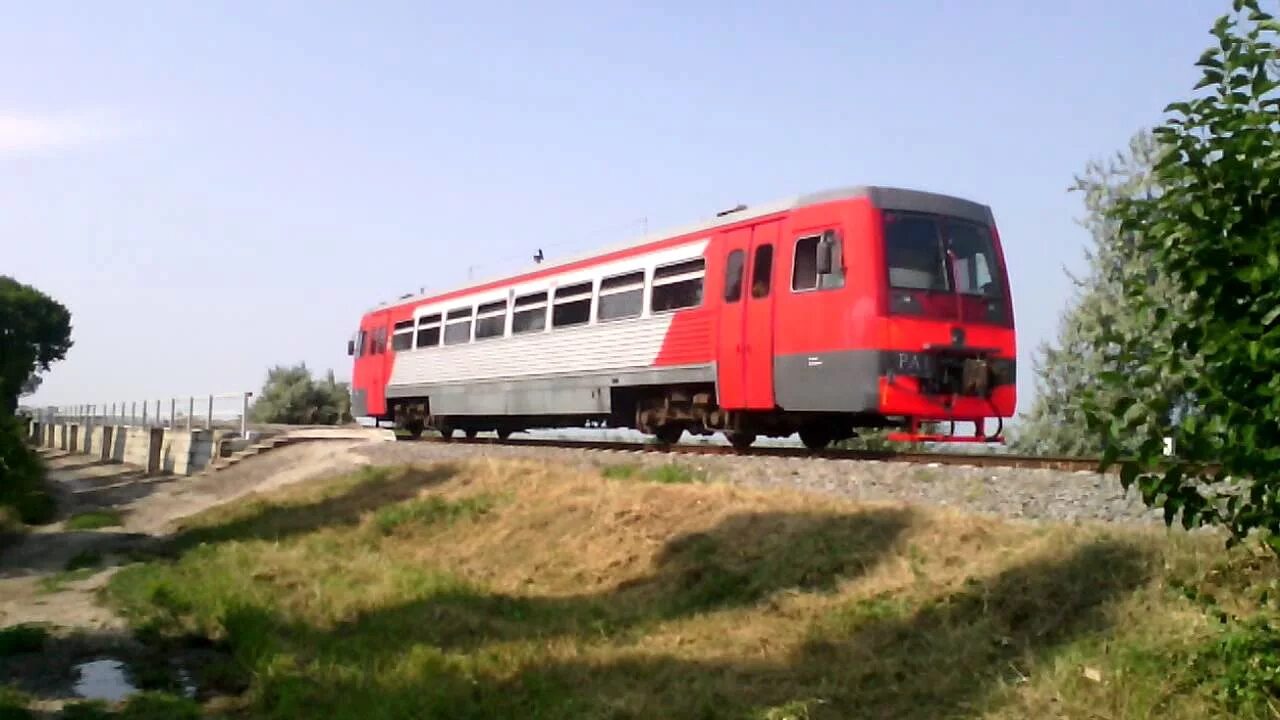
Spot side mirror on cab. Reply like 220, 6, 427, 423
816, 229, 838, 275
347, 340, 355, 356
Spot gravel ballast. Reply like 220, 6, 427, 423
353, 441, 1166, 526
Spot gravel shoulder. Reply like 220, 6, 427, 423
356, 440, 1164, 526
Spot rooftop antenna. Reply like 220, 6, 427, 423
533, 248, 544, 264
716, 203, 747, 217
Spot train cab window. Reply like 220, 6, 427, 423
723, 250, 744, 303
792, 233, 845, 292
443, 307, 473, 345
391, 320, 414, 352
512, 291, 548, 334
884, 213, 949, 291
416, 313, 442, 348
943, 219, 1002, 297
370, 327, 387, 354
356, 330, 367, 357
598, 271, 644, 321
750, 245, 773, 298
475, 300, 508, 340
552, 281, 592, 328
652, 258, 705, 312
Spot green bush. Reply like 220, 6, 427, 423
250, 363, 351, 426
1193, 616, 1280, 714
0, 418, 54, 525
1082, 0, 1280, 546
0, 624, 49, 656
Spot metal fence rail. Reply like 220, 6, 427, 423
36, 392, 255, 436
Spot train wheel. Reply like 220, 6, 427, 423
437, 424, 455, 441
799, 427, 832, 451
401, 419, 424, 440
726, 431, 756, 451
496, 428, 512, 440
465, 428, 478, 440
654, 424, 683, 445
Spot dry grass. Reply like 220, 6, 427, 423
101, 458, 1277, 719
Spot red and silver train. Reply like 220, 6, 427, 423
347, 185, 1016, 449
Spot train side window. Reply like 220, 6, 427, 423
552, 281, 592, 328
443, 307, 473, 345
751, 245, 773, 298
475, 300, 508, 340
793, 233, 845, 292
652, 258, 705, 312
391, 320, 414, 351
723, 250, 744, 303
416, 314, 442, 348
512, 291, 548, 334
371, 327, 386, 354
598, 270, 644, 321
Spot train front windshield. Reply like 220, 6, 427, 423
882, 210, 1010, 326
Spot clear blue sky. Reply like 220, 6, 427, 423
4, 1, 1224, 420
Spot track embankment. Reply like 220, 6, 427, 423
364, 438, 1164, 525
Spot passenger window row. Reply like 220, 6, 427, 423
398, 257, 707, 351
367, 231, 841, 357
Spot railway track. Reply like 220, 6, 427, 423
408, 434, 1111, 474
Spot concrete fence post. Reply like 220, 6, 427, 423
142, 401, 148, 427
187, 397, 194, 431
241, 392, 251, 437
170, 398, 176, 428
206, 395, 213, 430
130, 402, 137, 426
155, 400, 161, 427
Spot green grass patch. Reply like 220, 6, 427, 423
65, 510, 124, 530
60, 692, 202, 720
0, 685, 32, 720
599, 463, 639, 480
0, 624, 49, 656
59, 700, 113, 720
372, 494, 495, 535
38, 566, 99, 594
601, 461, 707, 484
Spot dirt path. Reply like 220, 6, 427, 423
0, 440, 378, 631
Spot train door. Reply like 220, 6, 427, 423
716, 221, 778, 409
362, 310, 393, 418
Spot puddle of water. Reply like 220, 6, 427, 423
73, 659, 137, 703
72, 657, 199, 702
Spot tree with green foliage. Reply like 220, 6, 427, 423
0, 276, 67, 524
1083, 0, 1280, 547
1013, 133, 1200, 456
0, 276, 72, 415
250, 363, 352, 426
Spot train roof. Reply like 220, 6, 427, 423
362, 184, 992, 316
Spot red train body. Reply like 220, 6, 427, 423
347, 185, 1016, 449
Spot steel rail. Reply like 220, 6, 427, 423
409, 435, 1114, 473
